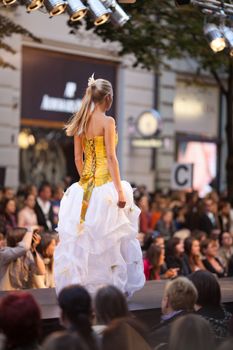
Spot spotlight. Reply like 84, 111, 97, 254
101, 0, 129, 26
67, 0, 87, 21
204, 23, 226, 52
2, 0, 17, 5
87, 0, 111, 26
44, 0, 67, 16
222, 26, 233, 50
23, 0, 44, 12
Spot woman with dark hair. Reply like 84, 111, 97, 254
36, 232, 57, 288
165, 237, 185, 275
0, 292, 41, 350
58, 285, 99, 350
201, 239, 226, 278
94, 285, 151, 350
189, 270, 232, 343
182, 237, 205, 275
0, 198, 17, 236
143, 244, 178, 280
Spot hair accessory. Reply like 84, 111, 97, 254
88, 73, 96, 87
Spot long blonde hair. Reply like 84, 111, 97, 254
64, 78, 113, 136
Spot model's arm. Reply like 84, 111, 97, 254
104, 117, 126, 208
74, 135, 84, 176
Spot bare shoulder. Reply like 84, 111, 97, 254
104, 116, 116, 129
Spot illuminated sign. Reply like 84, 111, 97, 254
131, 138, 163, 148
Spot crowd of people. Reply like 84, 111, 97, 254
1, 183, 233, 290
0, 274, 232, 350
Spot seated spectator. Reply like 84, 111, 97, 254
35, 183, 55, 231
0, 228, 45, 290
198, 198, 221, 237
183, 237, 205, 274
18, 193, 38, 231
191, 229, 207, 243
201, 239, 226, 278
43, 331, 88, 350
36, 232, 57, 288
0, 292, 41, 350
58, 285, 99, 350
149, 277, 198, 349
218, 201, 231, 233
138, 195, 154, 235
168, 314, 216, 350
155, 209, 176, 241
189, 270, 232, 343
143, 244, 178, 281
218, 232, 233, 271
0, 198, 17, 236
94, 285, 151, 350
165, 237, 186, 275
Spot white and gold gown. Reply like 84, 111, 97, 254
54, 135, 145, 295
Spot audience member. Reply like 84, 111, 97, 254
35, 183, 55, 231
165, 237, 186, 275
149, 277, 198, 349
43, 331, 88, 350
218, 201, 231, 233
35, 232, 57, 288
94, 285, 151, 350
155, 209, 176, 241
168, 314, 216, 350
0, 292, 41, 350
198, 198, 220, 237
0, 228, 45, 290
138, 195, 154, 235
0, 198, 17, 236
218, 232, 233, 272
189, 270, 232, 343
58, 285, 100, 350
183, 237, 205, 274
201, 239, 226, 277
51, 185, 64, 226
18, 193, 38, 231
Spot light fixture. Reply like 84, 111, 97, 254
87, 0, 111, 26
44, 0, 67, 16
222, 26, 233, 49
2, 0, 17, 5
23, 0, 44, 12
101, 0, 129, 26
67, 0, 87, 21
204, 23, 226, 52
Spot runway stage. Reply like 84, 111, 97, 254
0, 279, 233, 336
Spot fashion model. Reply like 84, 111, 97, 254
54, 75, 145, 295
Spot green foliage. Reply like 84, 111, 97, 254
69, 0, 231, 81
0, 10, 40, 69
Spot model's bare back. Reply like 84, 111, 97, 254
85, 112, 106, 139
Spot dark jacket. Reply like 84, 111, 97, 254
196, 306, 232, 343
165, 256, 186, 276
34, 201, 54, 231
202, 258, 227, 278
149, 311, 188, 350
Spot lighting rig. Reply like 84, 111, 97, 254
176, 0, 233, 55
1, 0, 131, 26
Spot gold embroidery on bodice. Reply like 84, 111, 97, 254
79, 135, 116, 222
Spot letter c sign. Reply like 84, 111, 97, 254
171, 163, 193, 190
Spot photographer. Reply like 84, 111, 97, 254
0, 228, 45, 290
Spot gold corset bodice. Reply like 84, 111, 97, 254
79, 135, 115, 222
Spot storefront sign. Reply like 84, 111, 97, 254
21, 47, 117, 127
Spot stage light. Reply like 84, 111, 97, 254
2, 0, 17, 5
67, 0, 87, 21
222, 26, 233, 50
87, 0, 111, 26
101, 0, 129, 26
204, 23, 226, 52
44, 0, 67, 16
23, 0, 44, 12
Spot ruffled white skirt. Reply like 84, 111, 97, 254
54, 180, 145, 295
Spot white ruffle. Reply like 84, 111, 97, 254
54, 181, 145, 295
